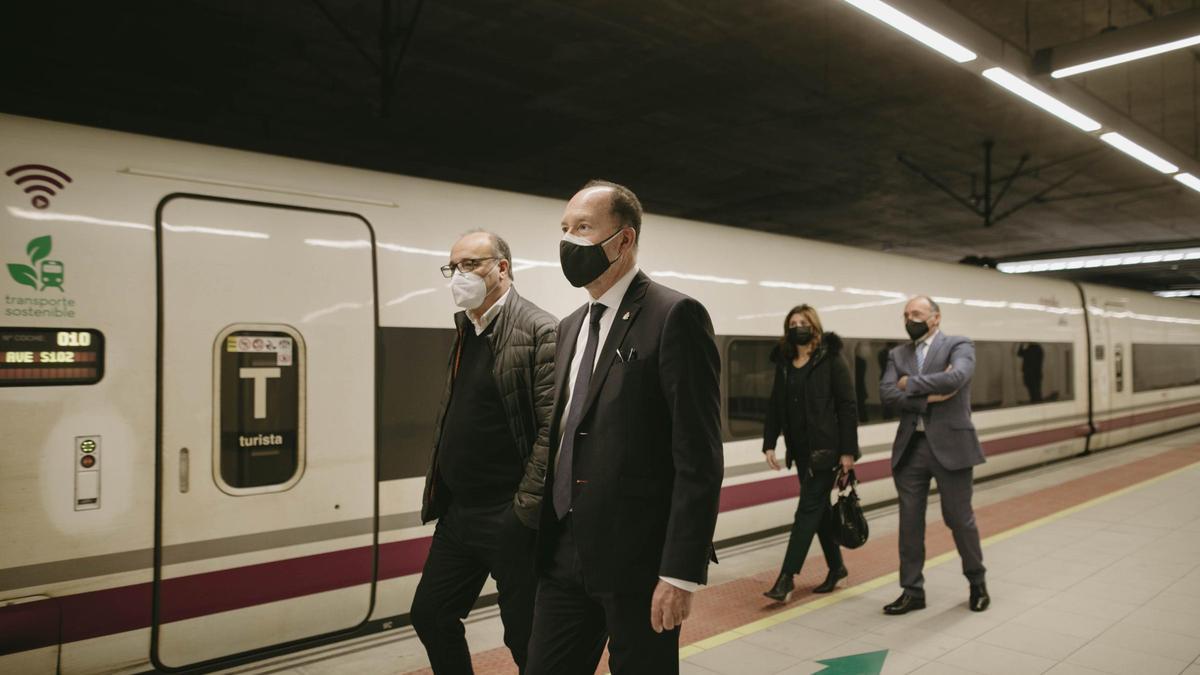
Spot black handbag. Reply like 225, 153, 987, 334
832, 470, 869, 549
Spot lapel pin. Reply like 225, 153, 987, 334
622, 311, 630, 320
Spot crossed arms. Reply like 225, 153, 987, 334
880, 339, 976, 413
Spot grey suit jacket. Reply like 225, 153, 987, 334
879, 332, 986, 471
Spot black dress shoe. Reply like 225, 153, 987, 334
883, 593, 926, 615
813, 566, 849, 594
969, 583, 990, 612
763, 572, 795, 602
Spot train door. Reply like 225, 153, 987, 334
1105, 309, 1134, 447
1087, 294, 1133, 451
1086, 296, 1113, 450
154, 195, 377, 669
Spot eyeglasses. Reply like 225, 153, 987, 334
439, 257, 496, 278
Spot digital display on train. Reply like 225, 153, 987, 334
0, 328, 104, 386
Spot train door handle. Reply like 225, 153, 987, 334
179, 447, 190, 493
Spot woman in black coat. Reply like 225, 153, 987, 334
762, 304, 860, 602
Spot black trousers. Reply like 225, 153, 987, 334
411, 500, 537, 674
526, 517, 679, 675
780, 466, 843, 576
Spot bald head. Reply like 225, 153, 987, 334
560, 181, 642, 299
579, 179, 642, 245
906, 296, 940, 317
904, 295, 941, 339
453, 229, 512, 280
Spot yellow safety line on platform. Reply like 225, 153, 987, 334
672, 459, 1200, 663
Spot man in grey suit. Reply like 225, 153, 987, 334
880, 296, 990, 615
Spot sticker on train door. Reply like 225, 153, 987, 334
216, 326, 306, 494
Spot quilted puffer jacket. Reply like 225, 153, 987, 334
421, 287, 558, 528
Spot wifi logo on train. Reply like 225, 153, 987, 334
6, 163, 72, 209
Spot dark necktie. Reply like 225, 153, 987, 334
553, 302, 607, 520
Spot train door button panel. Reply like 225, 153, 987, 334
75, 435, 101, 510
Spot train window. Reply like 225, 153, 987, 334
0, 327, 104, 386
378, 326, 458, 480
1132, 344, 1200, 392
724, 336, 1074, 441
967, 341, 1074, 411
726, 339, 778, 441
214, 326, 305, 493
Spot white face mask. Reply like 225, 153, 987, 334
450, 268, 490, 310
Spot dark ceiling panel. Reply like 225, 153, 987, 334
2, 0, 1198, 291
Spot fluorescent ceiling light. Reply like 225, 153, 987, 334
304, 238, 369, 248
1053, 34, 1200, 78
981, 68, 1102, 132
376, 243, 450, 257
1176, 173, 1200, 193
1155, 289, 1200, 298
999, 246, 1200, 273
166, 224, 270, 239
841, 287, 907, 298
1100, 132, 1180, 173
843, 0, 977, 63
650, 271, 748, 285
759, 280, 837, 292
8, 206, 153, 231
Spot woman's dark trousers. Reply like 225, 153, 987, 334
780, 467, 843, 575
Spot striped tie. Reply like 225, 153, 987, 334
916, 341, 928, 431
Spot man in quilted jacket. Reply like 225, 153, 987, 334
413, 230, 558, 674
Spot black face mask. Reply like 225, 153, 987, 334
559, 229, 624, 288
905, 319, 929, 341
787, 326, 814, 346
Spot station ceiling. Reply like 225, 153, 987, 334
3, 0, 1199, 293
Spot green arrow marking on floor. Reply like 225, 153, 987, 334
813, 649, 888, 675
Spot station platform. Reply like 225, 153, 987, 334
223, 430, 1200, 675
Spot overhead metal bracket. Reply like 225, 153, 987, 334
897, 140, 1059, 227
1032, 8, 1200, 77
311, 0, 425, 118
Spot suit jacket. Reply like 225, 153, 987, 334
879, 332, 985, 471
536, 271, 723, 592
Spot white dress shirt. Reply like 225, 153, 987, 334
915, 329, 939, 431
558, 266, 639, 435
558, 266, 700, 593
468, 287, 511, 335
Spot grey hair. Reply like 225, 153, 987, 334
461, 229, 514, 280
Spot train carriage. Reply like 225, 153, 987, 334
3, 114, 1199, 673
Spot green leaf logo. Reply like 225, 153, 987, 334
26, 235, 51, 264
7, 264, 38, 289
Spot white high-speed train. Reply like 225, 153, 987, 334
3, 113, 1200, 674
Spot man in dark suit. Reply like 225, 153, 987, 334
526, 180, 723, 675
880, 296, 990, 615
